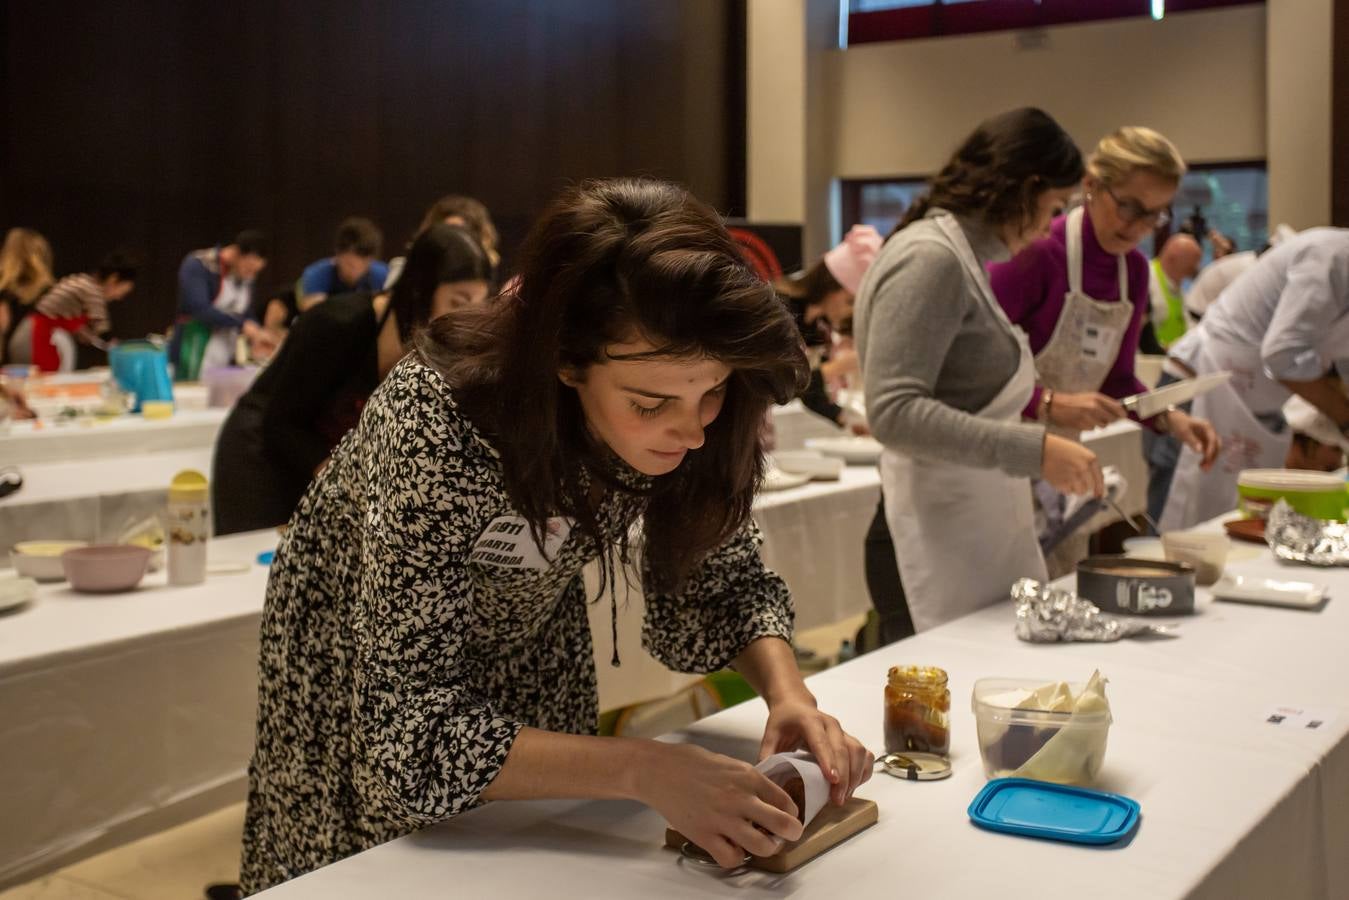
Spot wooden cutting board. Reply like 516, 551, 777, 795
664, 797, 878, 873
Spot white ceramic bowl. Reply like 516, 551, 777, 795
11, 541, 89, 582
1161, 532, 1229, 586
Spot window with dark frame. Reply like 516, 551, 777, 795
845, 0, 1263, 46
840, 161, 1268, 264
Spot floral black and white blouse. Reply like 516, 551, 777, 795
239, 356, 795, 894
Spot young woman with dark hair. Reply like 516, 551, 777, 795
855, 107, 1103, 642
239, 178, 872, 894
212, 223, 492, 536
774, 225, 881, 430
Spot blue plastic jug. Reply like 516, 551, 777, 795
109, 341, 174, 412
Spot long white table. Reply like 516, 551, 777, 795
0, 447, 214, 551
257, 521, 1349, 899
0, 530, 277, 889
0, 407, 227, 466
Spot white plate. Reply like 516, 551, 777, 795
762, 467, 812, 492
0, 570, 37, 614
804, 435, 883, 465
770, 450, 845, 480
1211, 574, 1329, 610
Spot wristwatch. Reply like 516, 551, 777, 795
1039, 387, 1055, 423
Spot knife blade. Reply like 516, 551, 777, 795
1120, 371, 1231, 420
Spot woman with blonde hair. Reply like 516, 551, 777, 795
0, 227, 55, 365
990, 126, 1219, 556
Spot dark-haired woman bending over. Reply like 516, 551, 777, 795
239, 179, 872, 894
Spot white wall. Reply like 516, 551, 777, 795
1266, 0, 1333, 229
827, 5, 1268, 180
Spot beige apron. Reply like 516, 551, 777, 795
880, 214, 1048, 633
1034, 207, 1134, 416
1033, 207, 1133, 573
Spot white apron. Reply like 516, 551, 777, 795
1033, 207, 1133, 411
881, 214, 1048, 632
202, 275, 252, 372
1032, 207, 1133, 572
1158, 333, 1289, 530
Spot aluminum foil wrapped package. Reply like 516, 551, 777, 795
1266, 500, 1349, 566
1012, 578, 1176, 643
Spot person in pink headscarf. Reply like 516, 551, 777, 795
775, 225, 882, 432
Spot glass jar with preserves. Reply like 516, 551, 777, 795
884, 665, 950, 757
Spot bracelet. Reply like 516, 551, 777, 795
1039, 387, 1055, 423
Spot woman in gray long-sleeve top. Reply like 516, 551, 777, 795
853, 108, 1104, 638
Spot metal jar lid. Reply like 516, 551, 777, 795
878, 751, 952, 781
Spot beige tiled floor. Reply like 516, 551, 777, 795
0, 614, 868, 899
0, 803, 245, 900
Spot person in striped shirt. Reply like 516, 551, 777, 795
30, 251, 138, 371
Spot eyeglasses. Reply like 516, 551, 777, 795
1103, 185, 1171, 228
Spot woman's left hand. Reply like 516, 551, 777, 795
1166, 409, 1221, 470
759, 692, 873, 806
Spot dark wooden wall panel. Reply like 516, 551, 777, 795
0, 0, 744, 342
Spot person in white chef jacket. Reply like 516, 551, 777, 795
1159, 227, 1349, 530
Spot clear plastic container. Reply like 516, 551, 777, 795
971, 678, 1112, 786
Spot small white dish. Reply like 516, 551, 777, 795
0, 569, 37, 613
770, 450, 844, 481
1211, 575, 1329, 610
12, 540, 89, 582
762, 467, 812, 492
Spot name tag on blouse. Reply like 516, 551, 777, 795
469, 515, 573, 571
1081, 324, 1119, 362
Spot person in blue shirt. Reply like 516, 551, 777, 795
297, 216, 388, 313
170, 230, 272, 381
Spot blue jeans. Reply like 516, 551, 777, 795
1142, 372, 1184, 529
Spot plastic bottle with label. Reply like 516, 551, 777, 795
166, 470, 209, 586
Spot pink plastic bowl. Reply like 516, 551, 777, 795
61, 545, 153, 593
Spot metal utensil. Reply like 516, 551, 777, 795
1119, 371, 1231, 419
1103, 494, 1160, 536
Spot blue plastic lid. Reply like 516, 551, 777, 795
968, 778, 1140, 845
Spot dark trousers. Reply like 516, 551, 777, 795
1142, 371, 1184, 528
863, 494, 916, 648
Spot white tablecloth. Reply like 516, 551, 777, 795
0, 448, 214, 550
0, 530, 276, 889
257, 522, 1349, 900
589, 466, 881, 710
0, 408, 226, 466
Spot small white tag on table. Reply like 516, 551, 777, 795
1263, 706, 1337, 730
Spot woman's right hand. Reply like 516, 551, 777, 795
635, 742, 804, 868
1047, 391, 1126, 431
1041, 433, 1104, 497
